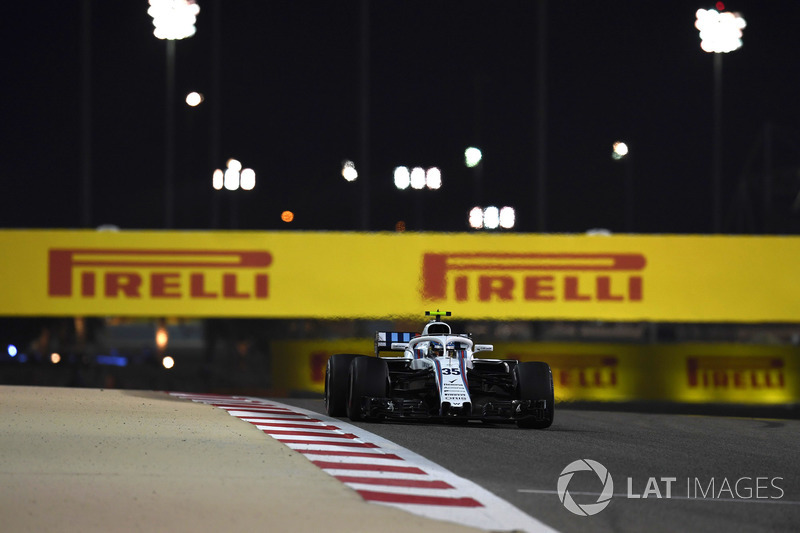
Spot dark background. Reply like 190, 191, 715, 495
2, 1, 799, 234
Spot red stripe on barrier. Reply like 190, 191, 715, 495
175, 393, 232, 397
312, 461, 425, 474
222, 408, 297, 415
207, 400, 284, 411
298, 450, 402, 460
335, 476, 453, 489
276, 439, 378, 448
356, 490, 483, 507
212, 403, 289, 408
240, 417, 322, 423
253, 423, 340, 431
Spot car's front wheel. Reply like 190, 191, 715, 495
325, 354, 362, 416
346, 356, 389, 421
515, 361, 554, 429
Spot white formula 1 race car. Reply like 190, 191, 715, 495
325, 311, 554, 428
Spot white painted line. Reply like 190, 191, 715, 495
239, 414, 323, 420
225, 409, 298, 417
321, 470, 439, 481
282, 443, 389, 453
297, 454, 409, 466
344, 483, 463, 498
271, 434, 365, 443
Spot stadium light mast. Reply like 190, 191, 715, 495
394, 166, 442, 230
695, 3, 746, 233
147, 0, 200, 228
469, 206, 515, 231
212, 158, 256, 228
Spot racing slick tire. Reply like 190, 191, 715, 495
346, 356, 389, 422
325, 354, 363, 417
515, 361, 554, 429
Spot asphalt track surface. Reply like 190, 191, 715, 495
283, 398, 800, 533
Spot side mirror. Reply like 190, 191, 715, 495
473, 344, 493, 352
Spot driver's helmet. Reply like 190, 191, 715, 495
429, 341, 443, 358
445, 342, 458, 358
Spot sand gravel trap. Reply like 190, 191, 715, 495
0, 386, 480, 532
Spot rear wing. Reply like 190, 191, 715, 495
375, 331, 418, 356
374, 331, 479, 356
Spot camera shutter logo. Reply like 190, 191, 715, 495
557, 459, 614, 516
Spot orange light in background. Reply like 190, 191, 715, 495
156, 324, 168, 352
74, 317, 85, 340
162, 356, 175, 369
395, 221, 406, 232
50, 352, 61, 364
281, 211, 295, 223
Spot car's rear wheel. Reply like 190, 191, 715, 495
515, 361, 554, 429
325, 354, 362, 416
346, 356, 389, 421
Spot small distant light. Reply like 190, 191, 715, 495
394, 166, 411, 190
8, 344, 18, 357
281, 210, 295, 223
185, 91, 204, 106
224, 168, 239, 190
395, 220, 406, 232
465, 147, 482, 168
240, 168, 256, 190
50, 353, 61, 364
469, 207, 484, 229
470, 206, 514, 230
96, 354, 128, 367
483, 206, 500, 229
216, 159, 255, 191
612, 141, 629, 160
156, 326, 168, 351
342, 160, 358, 182
426, 167, 442, 190
410, 167, 426, 190
162, 356, 175, 369
212, 169, 224, 190
499, 206, 516, 229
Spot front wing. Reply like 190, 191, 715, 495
355, 395, 549, 424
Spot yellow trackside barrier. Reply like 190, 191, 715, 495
502, 342, 799, 404
271, 340, 800, 405
3, 229, 800, 322
271, 339, 372, 394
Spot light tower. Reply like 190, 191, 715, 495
147, 0, 200, 228
695, 3, 746, 232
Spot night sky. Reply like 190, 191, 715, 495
2, 1, 799, 234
